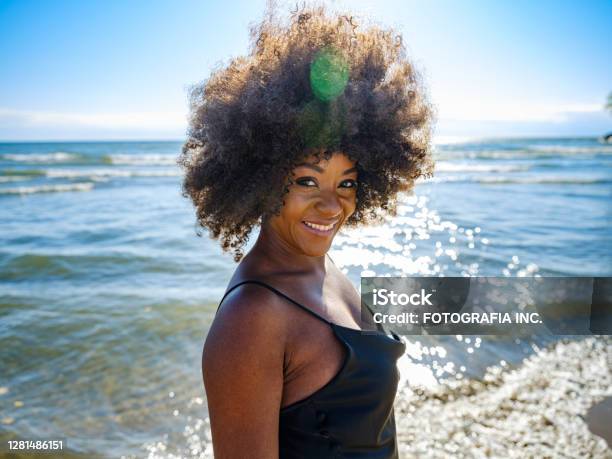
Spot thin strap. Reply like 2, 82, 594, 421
325, 253, 336, 266
217, 280, 333, 326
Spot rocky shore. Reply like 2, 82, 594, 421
395, 337, 612, 458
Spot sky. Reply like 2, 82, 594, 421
0, 0, 610, 141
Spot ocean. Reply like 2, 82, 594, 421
0, 138, 610, 457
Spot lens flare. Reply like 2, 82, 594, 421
309, 47, 349, 102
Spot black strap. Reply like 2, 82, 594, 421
217, 280, 333, 326
218, 279, 389, 335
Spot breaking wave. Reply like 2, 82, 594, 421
0, 182, 95, 195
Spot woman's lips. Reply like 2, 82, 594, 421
302, 220, 337, 236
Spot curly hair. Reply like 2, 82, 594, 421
179, 3, 434, 261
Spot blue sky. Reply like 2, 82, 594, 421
0, 0, 610, 141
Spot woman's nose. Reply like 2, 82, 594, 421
315, 190, 342, 216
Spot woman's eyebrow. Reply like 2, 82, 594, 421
295, 163, 324, 173
295, 164, 358, 175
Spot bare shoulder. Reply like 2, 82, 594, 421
204, 283, 291, 360
203, 284, 289, 374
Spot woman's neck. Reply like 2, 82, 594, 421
247, 224, 326, 275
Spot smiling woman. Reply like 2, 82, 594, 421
178, 3, 433, 458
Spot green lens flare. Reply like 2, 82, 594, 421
310, 48, 349, 102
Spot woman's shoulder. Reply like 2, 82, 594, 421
203, 280, 290, 381
209, 262, 303, 347
218, 278, 292, 324
222, 255, 291, 310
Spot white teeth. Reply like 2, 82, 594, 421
304, 221, 334, 231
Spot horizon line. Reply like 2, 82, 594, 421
0, 135, 608, 144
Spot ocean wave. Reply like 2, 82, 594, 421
0, 175, 32, 183
1, 152, 179, 166
44, 168, 181, 179
1, 152, 85, 163
106, 154, 178, 166
531, 144, 612, 154
0, 182, 94, 195
435, 148, 612, 160
1, 168, 180, 180
422, 176, 611, 185
435, 163, 530, 173
476, 177, 612, 185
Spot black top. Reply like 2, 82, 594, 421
216, 280, 406, 459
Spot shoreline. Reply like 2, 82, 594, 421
395, 337, 611, 458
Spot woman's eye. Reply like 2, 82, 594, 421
339, 179, 358, 189
296, 178, 317, 187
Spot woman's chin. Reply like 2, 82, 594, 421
293, 227, 336, 257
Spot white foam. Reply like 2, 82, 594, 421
476, 176, 610, 185
435, 162, 529, 173
436, 147, 612, 161
1, 182, 94, 195
420, 176, 610, 185
44, 168, 180, 179
108, 154, 177, 166
0, 176, 31, 183
531, 144, 612, 154
1, 152, 80, 163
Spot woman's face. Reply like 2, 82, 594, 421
267, 152, 358, 257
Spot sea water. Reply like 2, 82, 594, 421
0, 138, 610, 457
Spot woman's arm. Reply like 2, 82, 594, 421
202, 286, 288, 459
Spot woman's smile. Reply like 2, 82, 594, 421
301, 219, 338, 236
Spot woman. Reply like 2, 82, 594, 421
179, 5, 433, 458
